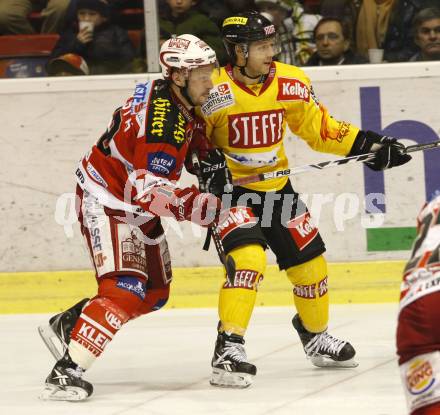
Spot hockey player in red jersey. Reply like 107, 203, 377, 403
193, 11, 413, 388
397, 194, 440, 415
38, 34, 223, 401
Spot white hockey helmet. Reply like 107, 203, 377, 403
159, 34, 217, 79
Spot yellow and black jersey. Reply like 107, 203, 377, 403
196, 61, 360, 192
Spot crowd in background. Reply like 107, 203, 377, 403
0, 0, 439, 77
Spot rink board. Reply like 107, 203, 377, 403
0, 260, 404, 314
1, 62, 440, 273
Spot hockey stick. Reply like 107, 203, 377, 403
231, 140, 440, 187
191, 152, 236, 284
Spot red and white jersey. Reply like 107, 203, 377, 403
75, 79, 199, 215
399, 195, 440, 311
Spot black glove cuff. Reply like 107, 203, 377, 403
348, 130, 384, 156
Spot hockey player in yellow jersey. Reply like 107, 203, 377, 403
193, 11, 412, 388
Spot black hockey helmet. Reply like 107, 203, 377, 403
222, 11, 277, 64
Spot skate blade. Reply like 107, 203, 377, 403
210, 368, 254, 388
310, 356, 359, 368
39, 384, 89, 401
38, 324, 64, 361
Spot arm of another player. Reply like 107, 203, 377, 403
133, 141, 223, 228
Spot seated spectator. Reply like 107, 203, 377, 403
255, 0, 296, 64
356, 0, 395, 60
0, 0, 70, 34
46, 53, 90, 75
409, 7, 440, 61
320, 0, 358, 43
159, 0, 227, 65
306, 17, 367, 65
280, 0, 322, 65
51, 0, 135, 75
384, 0, 440, 62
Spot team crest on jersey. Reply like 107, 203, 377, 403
277, 77, 310, 102
201, 83, 234, 116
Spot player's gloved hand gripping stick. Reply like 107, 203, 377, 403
232, 140, 440, 187
191, 152, 236, 284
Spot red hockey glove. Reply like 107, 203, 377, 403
142, 184, 223, 228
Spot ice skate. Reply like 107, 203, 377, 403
40, 352, 93, 401
210, 332, 257, 388
38, 298, 89, 360
292, 314, 358, 368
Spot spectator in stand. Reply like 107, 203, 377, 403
383, 0, 439, 62
46, 53, 90, 75
255, 0, 297, 64
51, 0, 135, 75
0, 0, 70, 34
159, 0, 227, 65
355, 0, 395, 60
279, 0, 322, 65
306, 17, 367, 65
409, 7, 440, 61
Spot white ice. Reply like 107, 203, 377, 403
0, 303, 406, 415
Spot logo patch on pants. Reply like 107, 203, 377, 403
120, 229, 147, 273
287, 211, 318, 251
116, 277, 146, 300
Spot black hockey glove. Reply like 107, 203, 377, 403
349, 130, 412, 171
200, 149, 232, 196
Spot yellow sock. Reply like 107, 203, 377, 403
219, 244, 266, 336
286, 255, 329, 333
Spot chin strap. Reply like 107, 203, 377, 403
236, 65, 268, 84
238, 65, 261, 80
235, 43, 268, 82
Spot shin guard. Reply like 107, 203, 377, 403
69, 296, 130, 369
286, 255, 329, 333
219, 244, 266, 336
68, 275, 146, 369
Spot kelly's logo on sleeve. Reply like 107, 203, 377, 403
277, 77, 310, 102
